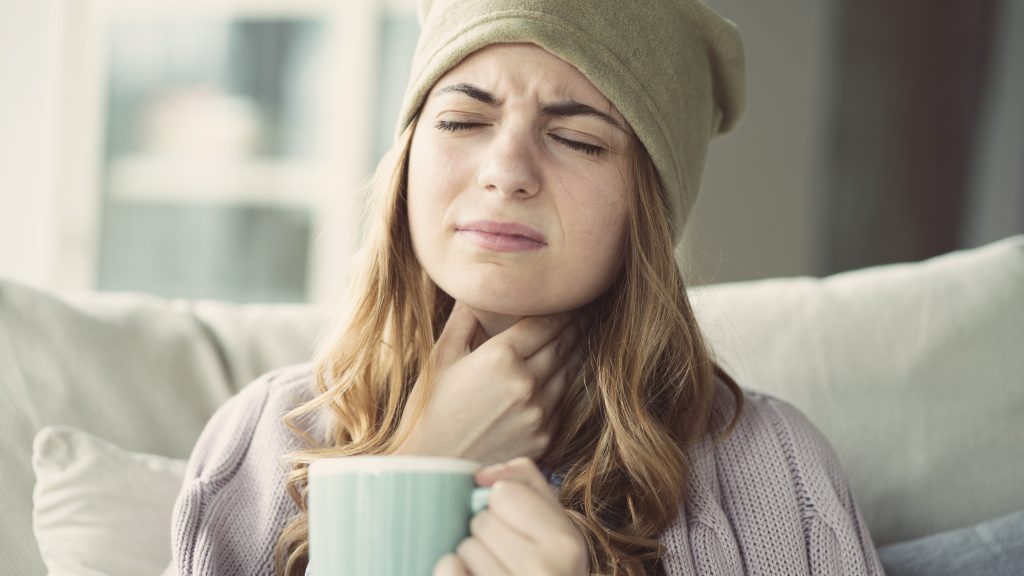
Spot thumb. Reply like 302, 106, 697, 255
434, 301, 479, 365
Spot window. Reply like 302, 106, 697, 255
58, 0, 418, 303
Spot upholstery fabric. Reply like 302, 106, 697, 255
2, 234, 1022, 573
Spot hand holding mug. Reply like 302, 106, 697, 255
433, 457, 589, 576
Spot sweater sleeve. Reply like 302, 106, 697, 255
163, 364, 312, 576
761, 394, 886, 576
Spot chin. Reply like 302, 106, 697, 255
444, 283, 599, 317
437, 280, 552, 316
455, 292, 551, 316
430, 264, 607, 315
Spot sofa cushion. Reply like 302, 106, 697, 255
0, 282, 326, 576
690, 235, 1024, 545
32, 426, 188, 576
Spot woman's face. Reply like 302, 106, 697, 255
407, 43, 634, 316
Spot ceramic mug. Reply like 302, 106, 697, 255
308, 455, 491, 575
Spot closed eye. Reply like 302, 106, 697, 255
435, 120, 482, 132
548, 132, 602, 154
434, 120, 606, 157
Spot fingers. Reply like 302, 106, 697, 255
523, 316, 582, 384
471, 460, 568, 556
454, 536, 509, 576
465, 509, 534, 574
435, 301, 481, 366
433, 553, 471, 576
534, 345, 585, 417
475, 457, 561, 508
465, 459, 589, 576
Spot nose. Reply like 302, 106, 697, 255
475, 126, 541, 198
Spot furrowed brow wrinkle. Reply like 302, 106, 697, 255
436, 83, 502, 105
436, 82, 626, 133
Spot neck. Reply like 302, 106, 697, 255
466, 307, 523, 350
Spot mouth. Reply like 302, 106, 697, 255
455, 220, 547, 252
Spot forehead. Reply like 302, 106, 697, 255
427, 43, 628, 123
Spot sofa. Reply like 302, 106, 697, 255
2, 235, 1022, 575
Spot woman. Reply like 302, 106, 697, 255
167, 1, 885, 575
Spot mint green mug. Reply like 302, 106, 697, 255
308, 456, 492, 576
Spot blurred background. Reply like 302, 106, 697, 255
0, 0, 1021, 304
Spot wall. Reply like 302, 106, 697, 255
682, 0, 835, 285
0, 0, 63, 289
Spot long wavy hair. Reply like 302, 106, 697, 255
274, 113, 744, 575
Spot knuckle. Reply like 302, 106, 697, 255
534, 432, 551, 450
511, 376, 536, 402
490, 343, 517, 363
524, 405, 544, 427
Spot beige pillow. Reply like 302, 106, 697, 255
32, 426, 187, 576
690, 235, 1024, 545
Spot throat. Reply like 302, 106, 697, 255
466, 308, 524, 349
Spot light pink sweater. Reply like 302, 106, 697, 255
166, 363, 885, 575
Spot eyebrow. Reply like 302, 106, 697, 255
434, 82, 627, 133
437, 83, 499, 105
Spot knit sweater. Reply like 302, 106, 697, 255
164, 362, 885, 575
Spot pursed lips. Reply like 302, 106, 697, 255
455, 220, 547, 251
455, 220, 547, 244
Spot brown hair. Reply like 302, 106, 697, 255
274, 116, 744, 575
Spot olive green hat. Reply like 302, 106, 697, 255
395, 0, 746, 244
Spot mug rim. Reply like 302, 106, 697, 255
309, 455, 482, 476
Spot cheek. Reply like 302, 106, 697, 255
408, 135, 465, 205
407, 144, 440, 263
408, 137, 446, 234
569, 170, 629, 248
562, 198, 629, 289
407, 134, 470, 264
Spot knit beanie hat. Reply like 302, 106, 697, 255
395, 0, 746, 244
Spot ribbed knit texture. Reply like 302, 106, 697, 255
164, 363, 884, 575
